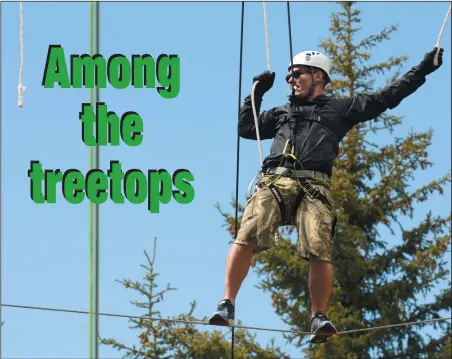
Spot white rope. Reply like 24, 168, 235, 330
262, 2, 271, 73
18, 0, 25, 108
250, 2, 281, 242
434, 3, 451, 66
250, 83, 265, 166
250, 1, 272, 168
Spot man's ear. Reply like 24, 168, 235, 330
314, 71, 324, 83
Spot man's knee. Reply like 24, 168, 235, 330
231, 242, 256, 254
309, 256, 332, 267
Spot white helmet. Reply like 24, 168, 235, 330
289, 51, 331, 83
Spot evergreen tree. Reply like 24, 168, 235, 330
219, 2, 451, 358
100, 238, 289, 359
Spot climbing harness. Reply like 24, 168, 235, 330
246, 101, 335, 224
257, 168, 333, 226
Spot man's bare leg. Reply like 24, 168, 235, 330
208, 243, 255, 326
224, 243, 255, 304
309, 258, 333, 316
308, 258, 336, 343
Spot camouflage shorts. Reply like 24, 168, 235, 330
234, 174, 337, 263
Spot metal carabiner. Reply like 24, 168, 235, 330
246, 170, 263, 200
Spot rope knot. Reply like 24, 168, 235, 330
17, 84, 26, 108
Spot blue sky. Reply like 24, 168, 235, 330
1, 1, 451, 358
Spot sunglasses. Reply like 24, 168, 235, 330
285, 68, 311, 83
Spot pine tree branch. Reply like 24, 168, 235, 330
356, 25, 399, 50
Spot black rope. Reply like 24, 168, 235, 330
2, 303, 451, 335
233, 2, 245, 359
283, 1, 296, 169
287, 2, 295, 96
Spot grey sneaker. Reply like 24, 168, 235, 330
208, 299, 234, 326
310, 312, 337, 343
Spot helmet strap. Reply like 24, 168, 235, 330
307, 68, 318, 99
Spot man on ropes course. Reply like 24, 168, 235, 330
208, 47, 444, 343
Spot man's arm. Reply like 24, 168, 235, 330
237, 70, 278, 140
340, 47, 444, 127
238, 94, 279, 140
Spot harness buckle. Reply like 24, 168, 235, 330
310, 188, 321, 199
283, 170, 292, 177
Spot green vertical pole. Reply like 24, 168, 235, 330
0, 2, 3, 358
89, 2, 100, 358
95, 3, 100, 359
88, 4, 94, 358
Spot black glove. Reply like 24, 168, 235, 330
419, 47, 444, 75
252, 71, 275, 97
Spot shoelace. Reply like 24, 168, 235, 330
311, 314, 328, 323
219, 301, 232, 310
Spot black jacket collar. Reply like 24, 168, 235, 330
288, 94, 331, 106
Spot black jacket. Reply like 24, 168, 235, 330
238, 65, 428, 177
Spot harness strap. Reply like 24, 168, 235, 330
294, 186, 333, 214
256, 180, 288, 224
266, 183, 287, 224
258, 179, 334, 226
279, 103, 322, 168
294, 186, 337, 234
280, 105, 298, 168
265, 166, 330, 182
